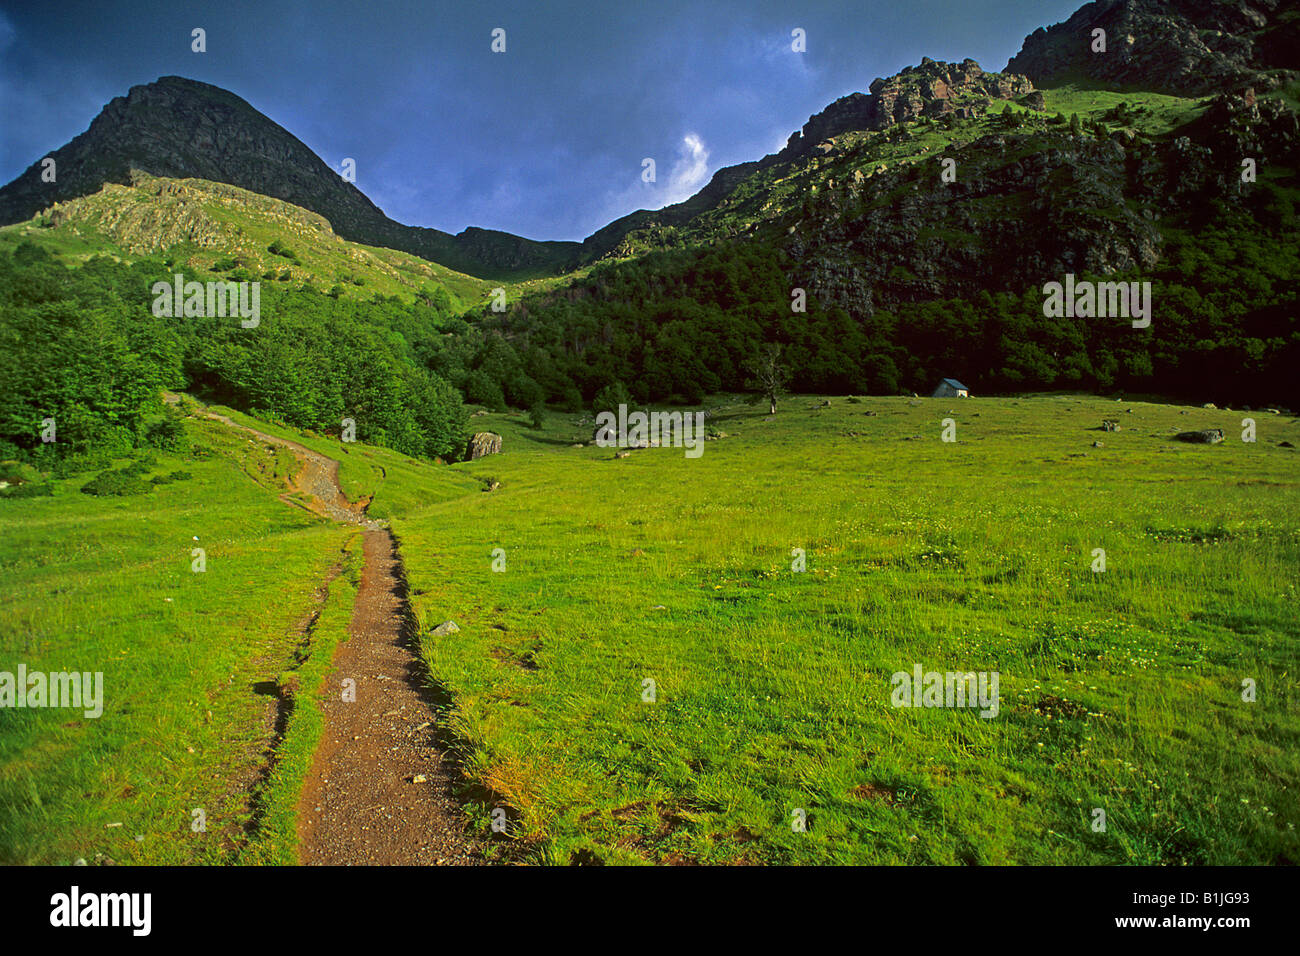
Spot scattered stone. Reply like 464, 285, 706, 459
467, 432, 502, 460
570, 443, 584, 449
1092, 441, 1104, 448
650, 605, 667, 611
615, 451, 630, 459
1175, 429, 1224, 444
431, 620, 460, 637
1202, 403, 1216, 409
1101, 420, 1121, 432
411, 775, 427, 784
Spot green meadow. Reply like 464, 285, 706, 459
395, 395, 1299, 864
2, 394, 1297, 865
0, 415, 357, 864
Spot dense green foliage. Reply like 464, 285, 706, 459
468, 206, 1298, 405
0, 243, 468, 465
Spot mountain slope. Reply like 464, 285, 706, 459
579, 58, 1039, 260
0, 76, 579, 280
0, 170, 495, 307
1006, 0, 1300, 95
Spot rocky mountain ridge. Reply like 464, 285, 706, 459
1006, 0, 1300, 95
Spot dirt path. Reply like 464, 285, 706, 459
296, 529, 484, 865
192, 404, 485, 865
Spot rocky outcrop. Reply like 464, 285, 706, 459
1176, 429, 1225, 444
467, 432, 502, 460
779, 58, 1034, 160
1006, 0, 1300, 97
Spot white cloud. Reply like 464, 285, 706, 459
662, 132, 709, 204
587, 132, 714, 236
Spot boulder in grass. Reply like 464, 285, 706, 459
1175, 429, 1224, 444
1101, 420, 1121, 432
431, 620, 460, 637
467, 432, 502, 459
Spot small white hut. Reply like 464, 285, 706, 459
932, 378, 970, 398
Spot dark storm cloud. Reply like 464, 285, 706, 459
0, 0, 1083, 240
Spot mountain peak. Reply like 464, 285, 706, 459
0, 75, 579, 279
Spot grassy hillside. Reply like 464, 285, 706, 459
389, 394, 1299, 864
5, 392, 1296, 864
0, 413, 357, 864
0, 173, 496, 308
589, 84, 1208, 261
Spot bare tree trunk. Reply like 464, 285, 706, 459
769, 396, 777, 414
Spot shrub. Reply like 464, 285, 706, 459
145, 416, 186, 452
81, 468, 153, 497
151, 470, 193, 485
464, 370, 506, 412
593, 381, 632, 415
1, 481, 53, 499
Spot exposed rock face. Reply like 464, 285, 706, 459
1176, 429, 1225, 444
467, 432, 502, 460
580, 59, 1035, 262
779, 58, 1034, 159
1006, 0, 1300, 96
0, 76, 578, 278
42, 171, 335, 254
787, 130, 1164, 317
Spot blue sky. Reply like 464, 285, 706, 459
0, 0, 1084, 241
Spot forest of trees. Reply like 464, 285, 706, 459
0, 243, 466, 469
2, 188, 1295, 477
479, 215, 1298, 408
